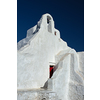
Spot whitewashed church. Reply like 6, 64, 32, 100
17, 14, 84, 100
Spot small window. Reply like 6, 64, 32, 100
54, 31, 56, 35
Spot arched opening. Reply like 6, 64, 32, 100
47, 16, 52, 33
47, 16, 51, 24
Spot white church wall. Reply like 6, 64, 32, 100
17, 14, 84, 100
17, 14, 68, 90
46, 48, 84, 100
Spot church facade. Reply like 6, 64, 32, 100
17, 14, 84, 100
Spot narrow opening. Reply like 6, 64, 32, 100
49, 65, 54, 78
47, 16, 52, 33
54, 31, 56, 35
47, 18, 50, 24
47, 16, 51, 24
42, 98, 46, 100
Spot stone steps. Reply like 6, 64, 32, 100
17, 89, 61, 100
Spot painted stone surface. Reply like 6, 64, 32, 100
18, 89, 61, 100
17, 14, 84, 100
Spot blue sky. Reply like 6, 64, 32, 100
17, 0, 84, 52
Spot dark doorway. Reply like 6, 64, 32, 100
49, 65, 54, 78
